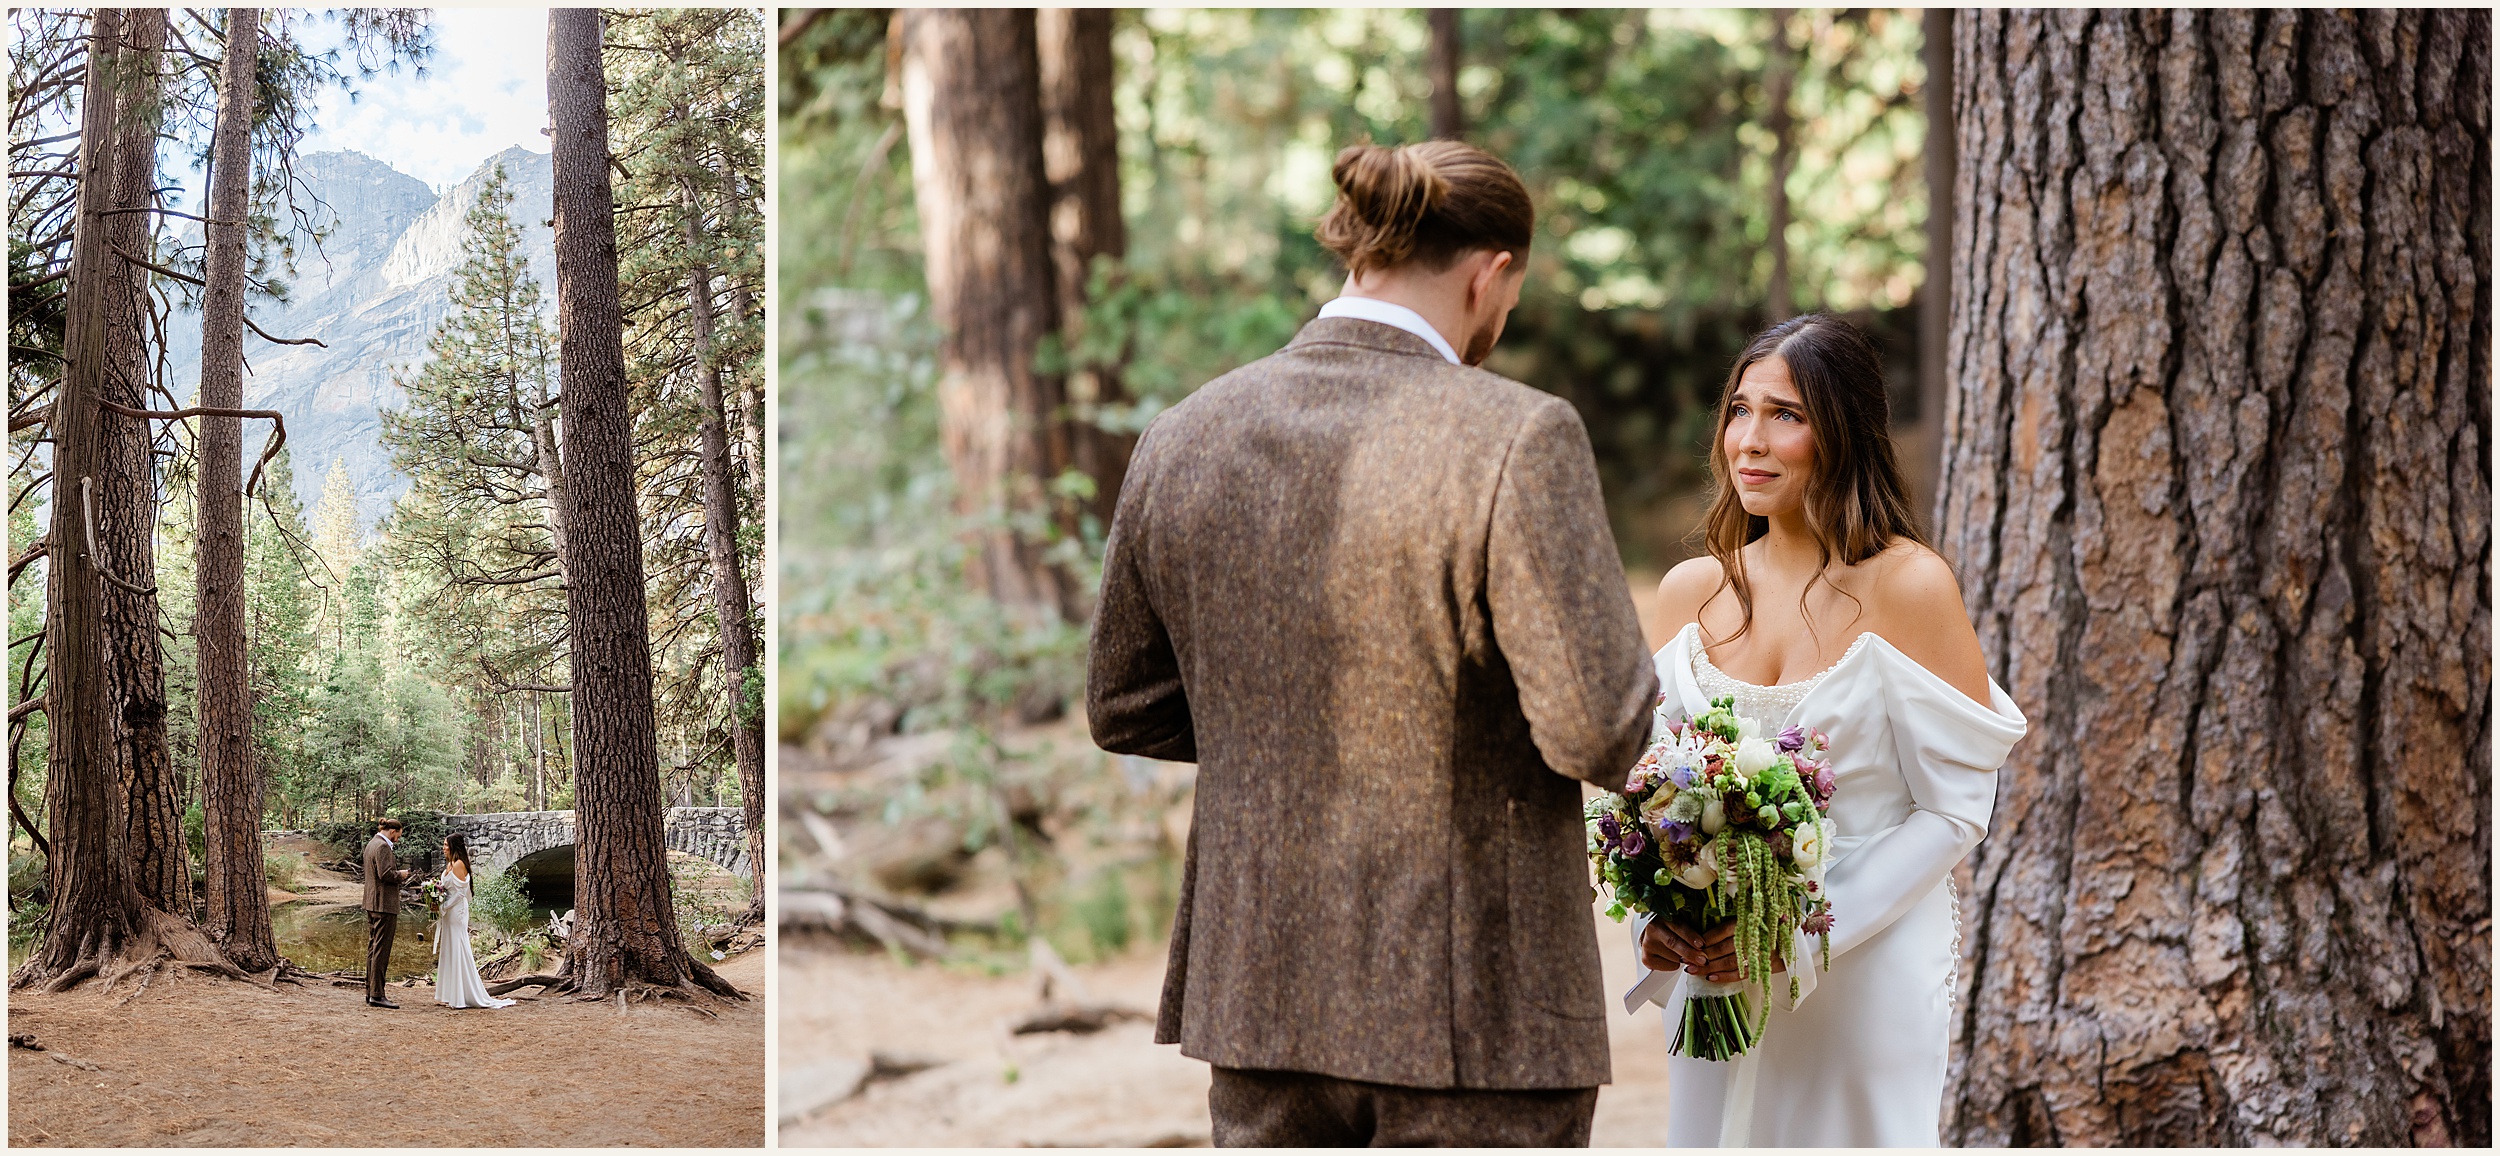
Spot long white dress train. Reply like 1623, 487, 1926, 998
434, 868, 516, 1010
1628, 623, 2027, 1146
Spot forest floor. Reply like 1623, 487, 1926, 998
778, 905, 1672, 1147
7, 909, 764, 1146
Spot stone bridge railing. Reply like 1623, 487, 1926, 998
441, 807, 750, 880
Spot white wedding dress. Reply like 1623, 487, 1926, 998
1628, 623, 2027, 1146
434, 868, 515, 1010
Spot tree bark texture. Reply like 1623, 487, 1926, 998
1763, 9, 1798, 322
1940, 10, 2490, 1146
194, 5, 275, 973
545, 8, 735, 1000
1426, 9, 1464, 140
678, 175, 766, 914
22, 8, 146, 988
1036, 6, 1133, 534
900, 8, 1080, 619
97, 7, 188, 918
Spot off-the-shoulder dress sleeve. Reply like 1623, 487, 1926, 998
1812, 640, 2027, 963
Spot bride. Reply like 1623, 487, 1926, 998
434, 834, 516, 1010
1631, 314, 2026, 1146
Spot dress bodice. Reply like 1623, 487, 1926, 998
1688, 630, 1873, 727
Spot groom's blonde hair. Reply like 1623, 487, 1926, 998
1317, 140, 1533, 277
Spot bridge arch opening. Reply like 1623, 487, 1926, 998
509, 844, 576, 909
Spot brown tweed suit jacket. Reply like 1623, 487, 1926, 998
1088, 317, 1659, 1091
362, 833, 410, 913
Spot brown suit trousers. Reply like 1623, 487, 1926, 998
1210, 1067, 1599, 1147
1089, 318, 1658, 1091
365, 910, 396, 1002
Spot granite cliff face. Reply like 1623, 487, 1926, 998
163, 147, 557, 528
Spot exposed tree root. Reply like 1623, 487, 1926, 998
486, 973, 567, 997
14, 909, 255, 995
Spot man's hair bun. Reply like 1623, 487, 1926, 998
1315, 140, 1533, 278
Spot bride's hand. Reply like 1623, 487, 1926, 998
1641, 920, 1784, 982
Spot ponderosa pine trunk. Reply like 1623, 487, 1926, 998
19, 8, 144, 990
678, 174, 766, 914
194, 5, 275, 973
1939, 9, 2490, 1146
544, 7, 736, 999
1036, 7, 1132, 536
900, 8, 1079, 620
1426, 9, 1463, 140
97, 7, 187, 917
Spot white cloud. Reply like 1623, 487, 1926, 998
294, 7, 551, 190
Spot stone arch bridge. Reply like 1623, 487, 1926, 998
444, 807, 751, 885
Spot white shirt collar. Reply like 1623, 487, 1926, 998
1315, 295, 1463, 365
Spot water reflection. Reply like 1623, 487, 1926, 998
270, 901, 443, 978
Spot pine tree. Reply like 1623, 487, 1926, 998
608, 6, 767, 917
380, 164, 571, 701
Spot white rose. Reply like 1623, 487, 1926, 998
1791, 820, 1825, 868
1700, 797, 1726, 835
1734, 735, 1779, 776
1735, 715, 1762, 743
1675, 843, 1720, 889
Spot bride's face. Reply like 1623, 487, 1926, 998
1722, 355, 1816, 517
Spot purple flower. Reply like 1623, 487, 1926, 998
1800, 911, 1834, 935
1598, 814, 1621, 846
1669, 763, 1698, 789
1621, 829, 1647, 857
1776, 725, 1807, 753
1660, 819, 1696, 844
1814, 766, 1836, 798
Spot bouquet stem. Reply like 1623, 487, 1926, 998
1671, 984, 1761, 1062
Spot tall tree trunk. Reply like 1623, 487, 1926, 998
900, 8, 1079, 620
1426, 9, 1464, 140
1036, 7, 1132, 534
1908, 6, 1955, 532
19, 8, 144, 990
194, 5, 275, 973
97, 7, 187, 916
544, 7, 737, 1000
1762, 9, 1797, 322
1940, 10, 2490, 1146
677, 174, 766, 914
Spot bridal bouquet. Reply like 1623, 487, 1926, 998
1586, 694, 1837, 1060
419, 878, 443, 914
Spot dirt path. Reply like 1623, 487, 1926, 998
7, 948, 764, 1147
779, 905, 1675, 1147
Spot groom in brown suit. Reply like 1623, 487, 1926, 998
362, 817, 415, 1008
1088, 141, 1657, 1145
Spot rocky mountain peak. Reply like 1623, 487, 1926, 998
163, 147, 556, 530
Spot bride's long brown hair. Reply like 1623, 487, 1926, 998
1700, 313, 1925, 647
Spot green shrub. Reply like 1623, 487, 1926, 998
470, 868, 535, 939
310, 810, 449, 875
8, 899, 46, 967
1073, 868, 1133, 958
262, 851, 304, 892
8, 847, 45, 909
668, 854, 737, 955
